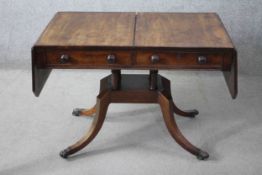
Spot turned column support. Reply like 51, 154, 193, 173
149, 70, 158, 90
111, 69, 121, 90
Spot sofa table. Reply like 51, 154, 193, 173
32, 12, 237, 160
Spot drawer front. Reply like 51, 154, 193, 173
46, 50, 132, 68
135, 51, 224, 69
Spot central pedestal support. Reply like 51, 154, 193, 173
60, 72, 208, 160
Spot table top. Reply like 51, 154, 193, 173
35, 12, 234, 49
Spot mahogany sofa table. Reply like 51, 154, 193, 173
32, 12, 237, 160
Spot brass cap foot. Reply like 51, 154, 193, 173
72, 108, 83, 116
189, 109, 199, 118
196, 150, 209, 160
60, 148, 71, 159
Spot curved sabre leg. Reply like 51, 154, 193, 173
60, 91, 110, 158
161, 76, 198, 118
158, 93, 209, 160
72, 105, 96, 117
171, 102, 199, 118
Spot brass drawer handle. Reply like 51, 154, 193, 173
107, 54, 116, 64
60, 54, 70, 64
198, 56, 207, 64
151, 55, 160, 64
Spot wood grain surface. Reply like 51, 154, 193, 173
36, 12, 136, 47
35, 12, 234, 49
135, 13, 234, 48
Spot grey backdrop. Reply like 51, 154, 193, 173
1, 0, 262, 75
1, 1, 262, 174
